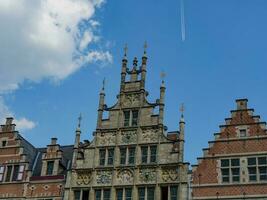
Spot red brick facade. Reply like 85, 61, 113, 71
0, 118, 73, 200
192, 99, 267, 199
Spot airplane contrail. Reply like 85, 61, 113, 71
180, 0, 186, 41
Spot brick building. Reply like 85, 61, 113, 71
0, 117, 73, 200
192, 99, 267, 199
63, 49, 190, 200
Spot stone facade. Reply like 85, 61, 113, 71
64, 51, 189, 200
0, 118, 73, 200
192, 99, 267, 199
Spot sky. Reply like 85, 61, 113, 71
1, 0, 267, 165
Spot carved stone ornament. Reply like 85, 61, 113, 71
139, 168, 156, 183
117, 169, 134, 184
76, 171, 92, 185
121, 131, 137, 144
96, 170, 112, 184
99, 132, 116, 146
123, 94, 140, 107
142, 129, 158, 142
161, 167, 178, 182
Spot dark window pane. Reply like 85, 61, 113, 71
258, 157, 267, 165
222, 176, 229, 182
170, 186, 178, 200
232, 168, 240, 176
116, 189, 123, 200
12, 165, 19, 181
120, 148, 126, 165
147, 187, 155, 200
74, 190, 81, 200
5, 166, 12, 182
240, 129, 247, 137
259, 167, 267, 181
150, 146, 157, 163
99, 149, 106, 166
95, 190, 101, 200
108, 149, 114, 165
248, 157, 256, 166
221, 159, 229, 167
46, 161, 54, 175
132, 110, 138, 126
124, 111, 130, 127
82, 190, 89, 200
103, 189, 111, 200
128, 147, 135, 165
141, 147, 148, 163
221, 169, 229, 176
231, 159, 240, 166
125, 188, 132, 200
138, 187, 145, 200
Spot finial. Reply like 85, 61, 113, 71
133, 57, 138, 67
102, 78, 106, 91
143, 41, 148, 55
123, 44, 128, 58
180, 103, 185, 122
160, 71, 166, 86
78, 113, 82, 128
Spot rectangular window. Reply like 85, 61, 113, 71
12, 165, 19, 181
150, 146, 157, 163
108, 148, 114, 165
248, 157, 267, 182
74, 190, 81, 200
221, 158, 240, 183
120, 148, 126, 165
82, 190, 89, 200
124, 111, 130, 127
46, 161, 54, 175
116, 189, 123, 200
128, 147, 135, 165
1, 140, 7, 147
5, 166, 12, 182
125, 188, 132, 200
147, 187, 155, 200
132, 110, 138, 126
138, 187, 145, 200
95, 190, 101, 200
141, 147, 148, 164
259, 166, 267, 181
17, 165, 24, 181
0, 166, 4, 182
103, 189, 111, 200
99, 149, 106, 166
239, 129, 247, 137
170, 186, 178, 200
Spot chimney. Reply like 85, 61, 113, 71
236, 99, 248, 110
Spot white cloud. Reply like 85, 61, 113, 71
0, 0, 111, 131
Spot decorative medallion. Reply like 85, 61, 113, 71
117, 169, 134, 184
99, 132, 116, 146
139, 168, 156, 183
76, 171, 92, 185
121, 131, 137, 144
161, 167, 178, 182
124, 94, 140, 107
141, 129, 158, 142
96, 170, 112, 184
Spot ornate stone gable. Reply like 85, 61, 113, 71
116, 169, 134, 184
121, 130, 137, 144
139, 168, 157, 183
98, 132, 116, 146
161, 167, 179, 182
123, 93, 140, 107
96, 170, 113, 184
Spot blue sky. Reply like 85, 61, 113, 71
1, 0, 267, 165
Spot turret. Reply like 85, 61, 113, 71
140, 42, 147, 90
159, 73, 166, 125
72, 114, 82, 168
96, 80, 105, 129
120, 45, 128, 92
179, 104, 185, 163
130, 57, 138, 81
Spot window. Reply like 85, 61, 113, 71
125, 188, 132, 200
248, 156, 267, 182
170, 186, 178, 200
139, 187, 155, 200
99, 149, 106, 166
107, 148, 114, 165
221, 158, 240, 183
95, 189, 101, 200
103, 189, 111, 200
46, 161, 54, 175
82, 190, 89, 200
17, 165, 24, 180
150, 146, 157, 163
116, 189, 123, 200
5, 166, 12, 182
138, 187, 145, 200
0, 166, 4, 182
74, 190, 81, 200
1, 140, 7, 147
12, 165, 19, 181
240, 129, 247, 137
141, 147, 148, 163
128, 147, 135, 165
124, 110, 139, 127
120, 148, 127, 165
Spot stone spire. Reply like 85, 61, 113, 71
141, 42, 148, 90
159, 72, 166, 125
179, 104, 185, 162
120, 44, 128, 92
72, 114, 82, 168
97, 79, 105, 129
